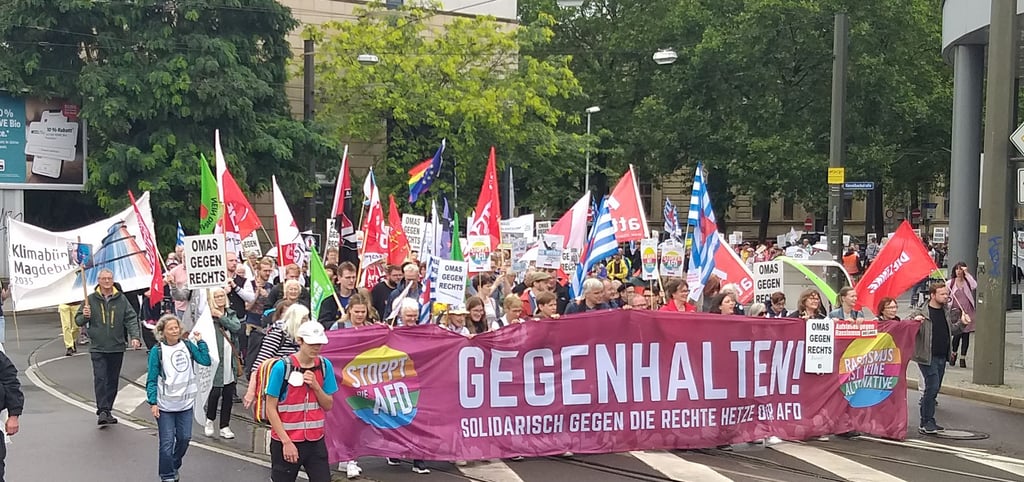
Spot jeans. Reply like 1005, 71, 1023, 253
918, 355, 947, 426
90, 352, 124, 415
157, 408, 193, 481
270, 438, 332, 482
0, 429, 6, 482
205, 382, 235, 428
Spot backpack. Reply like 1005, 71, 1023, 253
252, 354, 326, 424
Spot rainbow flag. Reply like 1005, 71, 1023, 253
408, 139, 445, 204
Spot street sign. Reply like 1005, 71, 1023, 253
804, 217, 814, 231
1011, 123, 1024, 156
827, 167, 845, 185
842, 181, 874, 190
1018, 168, 1024, 204
911, 208, 922, 219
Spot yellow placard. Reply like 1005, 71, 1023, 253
827, 168, 845, 185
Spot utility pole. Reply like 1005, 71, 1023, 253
974, 0, 1017, 386
826, 13, 849, 294
303, 39, 316, 232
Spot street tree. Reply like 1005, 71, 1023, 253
308, 2, 582, 216
0, 0, 334, 249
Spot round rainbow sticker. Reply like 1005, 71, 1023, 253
342, 346, 420, 429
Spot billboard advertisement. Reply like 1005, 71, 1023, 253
0, 92, 88, 190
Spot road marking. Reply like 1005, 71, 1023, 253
113, 373, 148, 415
957, 454, 1024, 478
856, 435, 992, 457
629, 450, 732, 481
457, 460, 526, 482
771, 442, 907, 482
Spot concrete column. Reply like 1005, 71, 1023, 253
947, 44, 984, 272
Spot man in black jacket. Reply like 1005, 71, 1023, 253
0, 350, 24, 481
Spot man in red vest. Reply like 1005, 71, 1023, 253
265, 321, 338, 482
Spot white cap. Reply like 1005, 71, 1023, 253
296, 321, 329, 345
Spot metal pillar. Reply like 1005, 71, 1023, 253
974, 0, 1017, 386
304, 39, 316, 232
826, 13, 849, 292
948, 45, 985, 273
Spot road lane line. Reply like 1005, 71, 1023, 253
113, 373, 148, 415
629, 450, 733, 481
771, 442, 907, 482
957, 454, 1024, 478
457, 460, 526, 482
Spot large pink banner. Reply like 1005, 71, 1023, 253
320, 312, 917, 461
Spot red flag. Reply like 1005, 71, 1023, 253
272, 176, 304, 270
387, 195, 411, 265
606, 165, 650, 242
855, 220, 938, 312
467, 146, 502, 250
128, 190, 163, 307
547, 192, 591, 251
215, 130, 262, 239
361, 170, 388, 267
712, 236, 755, 304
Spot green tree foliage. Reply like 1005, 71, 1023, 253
0, 0, 335, 250
521, 0, 951, 227
308, 2, 581, 215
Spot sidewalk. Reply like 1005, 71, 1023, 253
907, 310, 1024, 410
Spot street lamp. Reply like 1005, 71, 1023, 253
584, 105, 600, 194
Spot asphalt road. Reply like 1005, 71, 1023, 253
10, 312, 1024, 481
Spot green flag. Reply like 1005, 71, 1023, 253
198, 154, 222, 234
451, 211, 463, 261
309, 246, 336, 322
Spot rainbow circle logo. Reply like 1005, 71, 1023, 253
342, 346, 420, 429
838, 334, 901, 408
642, 246, 658, 273
661, 250, 683, 272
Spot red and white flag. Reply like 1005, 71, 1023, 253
712, 234, 755, 304
128, 190, 162, 307
387, 194, 411, 265
215, 130, 262, 241
855, 220, 938, 312
467, 146, 502, 250
547, 192, 591, 251
272, 176, 304, 270
361, 168, 388, 268
606, 165, 650, 242
330, 145, 356, 244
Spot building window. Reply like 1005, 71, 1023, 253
386, 0, 403, 9
639, 181, 653, 220
843, 198, 853, 221
783, 198, 795, 220
752, 200, 767, 220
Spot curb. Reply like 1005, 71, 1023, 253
906, 377, 1024, 410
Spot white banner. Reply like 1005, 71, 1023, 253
805, 318, 835, 374
465, 235, 490, 272
183, 234, 227, 290
752, 260, 784, 305
500, 214, 535, 245
7, 192, 155, 311
434, 259, 468, 305
537, 234, 563, 269
659, 241, 685, 277
402, 214, 425, 253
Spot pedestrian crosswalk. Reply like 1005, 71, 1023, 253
447, 441, 1024, 482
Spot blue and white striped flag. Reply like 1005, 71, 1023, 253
687, 162, 721, 302
571, 196, 619, 299
418, 255, 438, 324
663, 198, 680, 241
176, 221, 186, 247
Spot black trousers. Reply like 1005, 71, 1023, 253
270, 438, 331, 482
0, 433, 6, 482
952, 332, 971, 356
205, 382, 236, 428
90, 351, 124, 415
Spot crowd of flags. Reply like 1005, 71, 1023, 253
149, 127, 943, 321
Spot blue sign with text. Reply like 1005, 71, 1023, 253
842, 182, 875, 190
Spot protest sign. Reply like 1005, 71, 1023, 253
537, 234, 563, 269
466, 235, 491, 272
402, 214, 425, 252
183, 234, 227, 289
805, 319, 835, 374
435, 259, 468, 305
640, 239, 658, 281
659, 242, 685, 278
753, 260, 784, 304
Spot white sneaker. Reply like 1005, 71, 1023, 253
219, 427, 235, 439
764, 436, 783, 446
345, 460, 361, 479
204, 420, 215, 437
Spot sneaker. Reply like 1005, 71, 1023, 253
455, 460, 468, 467
97, 413, 109, 426
65, 347, 74, 357
107, 413, 118, 425
219, 427, 235, 439
815, 435, 830, 441
510, 456, 525, 462
764, 436, 783, 446
959, 359, 967, 368
562, 451, 574, 457
412, 461, 430, 474
345, 460, 361, 479
204, 420, 215, 437
78, 334, 90, 345
386, 458, 401, 466
918, 422, 943, 434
